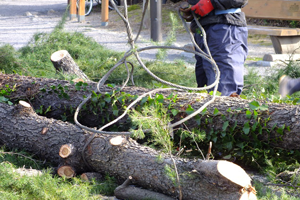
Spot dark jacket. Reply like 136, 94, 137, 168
189, 0, 248, 32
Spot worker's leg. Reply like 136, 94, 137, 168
195, 24, 248, 96
279, 76, 300, 97
194, 37, 208, 87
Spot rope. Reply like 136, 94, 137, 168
76, 0, 220, 168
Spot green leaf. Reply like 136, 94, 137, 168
45, 106, 51, 114
222, 121, 229, 131
212, 136, 217, 143
213, 108, 219, 116
201, 108, 207, 115
230, 121, 237, 132
246, 110, 252, 119
62, 93, 70, 99
221, 132, 226, 137
253, 110, 258, 120
236, 142, 245, 149
258, 125, 262, 134
107, 83, 116, 88
224, 142, 233, 150
140, 96, 148, 105
223, 155, 232, 159
252, 122, 258, 131
91, 91, 97, 97
243, 122, 250, 135
155, 94, 164, 103
259, 104, 268, 111
112, 104, 118, 116
104, 94, 111, 103
249, 101, 260, 110
171, 109, 179, 116
185, 105, 194, 115
0, 96, 8, 102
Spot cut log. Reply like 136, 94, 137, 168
81, 172, 104, 182
13, 167, 43, 177
1, 73, 300, 150
50, 50, 90, 81
57, 165, 76, 178
59, 144, 76, 158
114, 176, 175, 200
0, 102, 256, 200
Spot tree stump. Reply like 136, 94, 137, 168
50, 50, 90, 81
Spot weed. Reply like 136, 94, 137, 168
0, 45, 21, 74
0, 84, 16, 105
130, 96, 183, 199
290, 20, 300, 28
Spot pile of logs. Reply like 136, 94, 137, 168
8, 49, 300, 199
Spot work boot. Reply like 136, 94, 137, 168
279, 75, 292, 98
229, 92, 240, 98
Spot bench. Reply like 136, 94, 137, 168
242, 0, 300, 56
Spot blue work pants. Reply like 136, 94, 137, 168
194, 24, 248, 96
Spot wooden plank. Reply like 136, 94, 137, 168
242, 0, 300, 21
247, 25, 300, 36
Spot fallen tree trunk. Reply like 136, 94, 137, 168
1, 73, 300, 150
0, 101, 256, 200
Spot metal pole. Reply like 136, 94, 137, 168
78, 0, 85, 22
150, 0, 162, 42
69, 0, 77, 20
101, 0, 109, 26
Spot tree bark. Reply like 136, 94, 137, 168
0, 101, 256, 200
1, 73, 300, 150
50, 50, 90, 82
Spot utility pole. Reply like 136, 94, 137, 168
150, 0, 162, 42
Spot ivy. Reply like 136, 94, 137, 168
0, 84, 16, 105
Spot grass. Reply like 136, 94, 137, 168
0, 29, 196, 89
247, 34, 273, 46
0, 147, 117, 200
1, 5, 300, 199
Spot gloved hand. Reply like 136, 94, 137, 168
191, 0, 214, 17
179, 2, 194, 22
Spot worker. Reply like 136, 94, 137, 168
182, 0, 248, 97
279, 75, 300, 98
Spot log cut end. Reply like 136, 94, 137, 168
81, 172, 103, 182
50, 50, 68, 62
15, 101, 35, 116
57, 166, 75, 178
217, 161, 257, 200
19, 100, 31, 108
109, 136, 126, 146
217, 161, 252, 188
50, 50, 90, 81
59, 144, 76, 158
